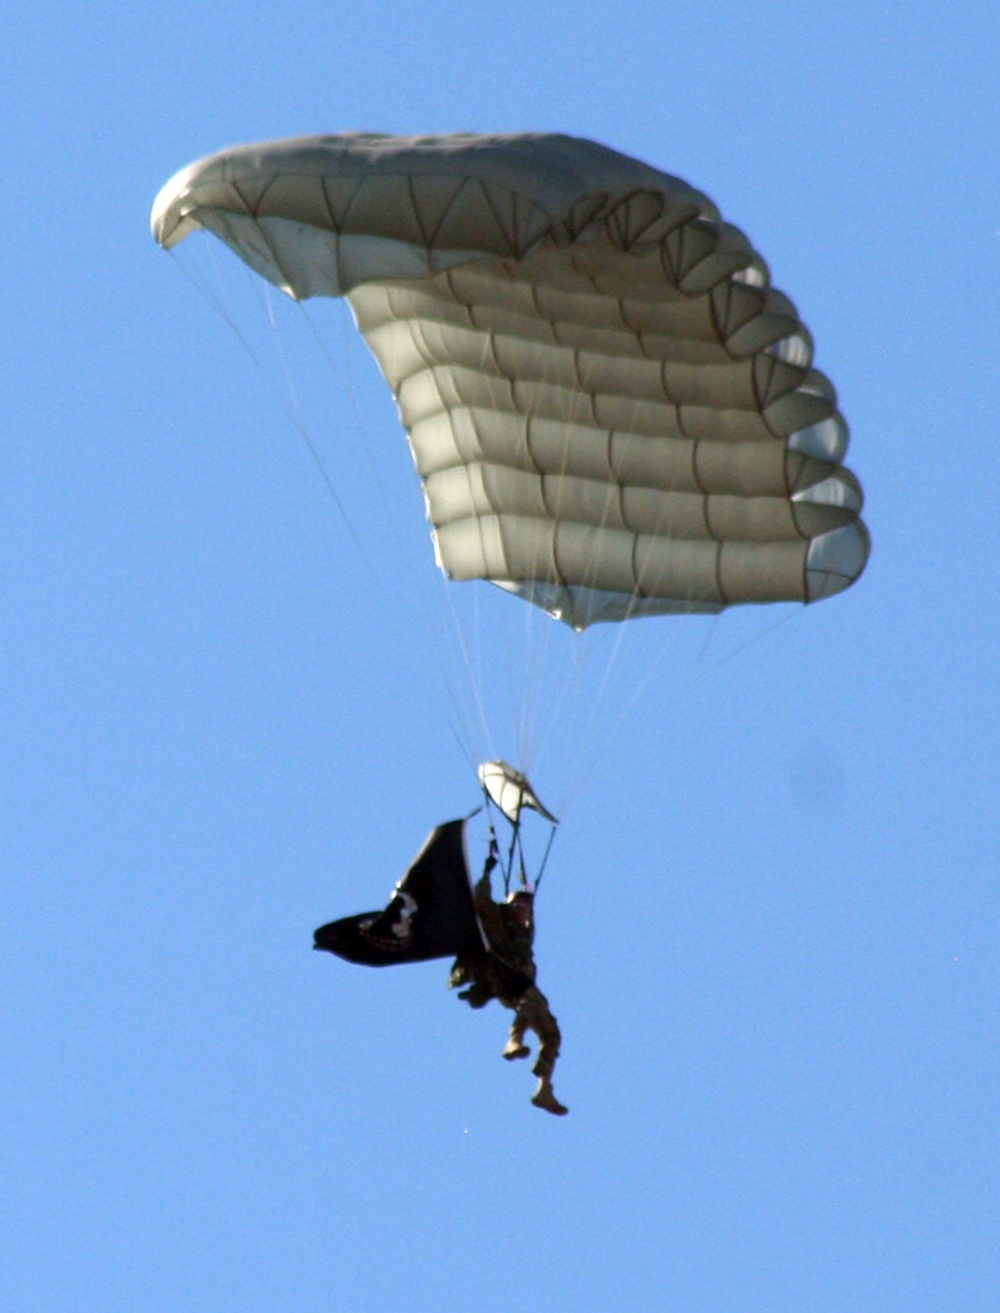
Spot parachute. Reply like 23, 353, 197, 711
151, 133, 868, 632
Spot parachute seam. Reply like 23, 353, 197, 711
629, 534, 646, 607
477, 181, 521, 258
522, 412, 545, 479
409, 174, 471, 251
698, 286, 730, 564
333, 174, 367, 231
800, 538, 812, 602
715, 540, 729, 607
751, 351, 779, 440
439, 267, 481, 333
485, 327, 508, 383
436, 177, 472, 250
609, 191, 640, 251
707, 269, 737, 362
546, 291, 577, 605
406, 175, 430, 248
320, 177, 344, 233
241, 176, 274, 220
462, 406, 499, 587
617, 295, 639, 341
232, 180, 301, 296
674, 238, 727, 612
658, 233, 677, 287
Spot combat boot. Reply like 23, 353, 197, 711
531, 1081, 568, 1116
503, 1036, 531, 1060
457, 983, 490, 1009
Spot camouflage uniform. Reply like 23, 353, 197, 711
450, 854, 567, 1116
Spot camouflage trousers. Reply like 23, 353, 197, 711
506, 985, 562, 1085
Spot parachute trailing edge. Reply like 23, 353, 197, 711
152, 132, 869, 629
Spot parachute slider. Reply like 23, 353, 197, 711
478, 760, 557, 825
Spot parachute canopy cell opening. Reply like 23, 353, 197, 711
152, 132, 869, 630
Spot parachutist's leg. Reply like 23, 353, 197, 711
516, 988, 561, 1080
503, 1025, 531, 1061
518, 988, 568, 1115
498, 996, 530, 1059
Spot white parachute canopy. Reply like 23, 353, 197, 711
151, 132, 869, 632
478, 761, 557, 826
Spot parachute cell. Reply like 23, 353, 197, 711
152, 133, 869, 629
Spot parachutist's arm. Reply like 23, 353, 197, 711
474, 870, 496, 912
475, 837, 500, 901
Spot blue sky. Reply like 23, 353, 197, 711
5, 4, 1000, 1310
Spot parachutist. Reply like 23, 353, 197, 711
312, 812, 568, 1116
450, 843, 568, 1117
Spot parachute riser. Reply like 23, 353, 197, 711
532, 824, 558, 893
481, 789, 557, 898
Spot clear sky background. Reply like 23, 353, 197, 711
5, 4, 1000, 1310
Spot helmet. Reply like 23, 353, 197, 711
506, 889, 534, 905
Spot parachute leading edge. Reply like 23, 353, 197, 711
152, 133, 869, 628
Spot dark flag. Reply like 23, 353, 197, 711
313, 820, 486, 967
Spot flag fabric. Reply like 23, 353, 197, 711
313, 820, 486, 967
